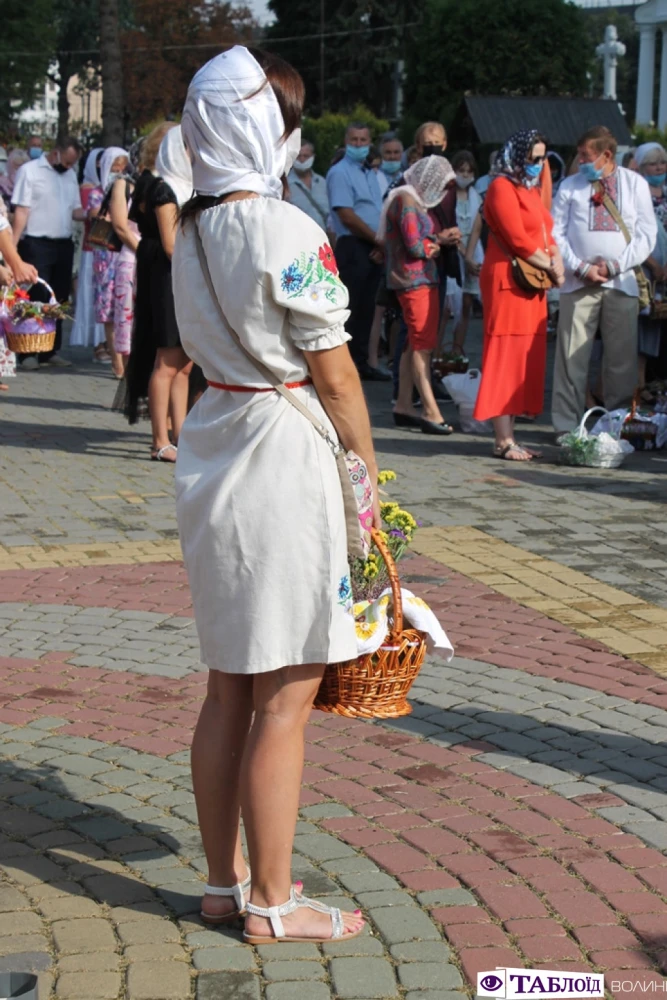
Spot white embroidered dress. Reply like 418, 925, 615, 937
173, 197, 358, 674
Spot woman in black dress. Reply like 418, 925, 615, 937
127, 122, 193, 461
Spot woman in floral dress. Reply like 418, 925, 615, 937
89, 147, 129, 377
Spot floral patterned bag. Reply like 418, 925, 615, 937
192, 223, 373, 560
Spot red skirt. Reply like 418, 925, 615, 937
473, 333, 547, 421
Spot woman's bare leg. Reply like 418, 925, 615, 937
412, 350, 443, 424
393, 345, 419, 417
169, 354, 193, 443
148, 347, 189, 456
193, 671, 254, 918
243, 664, 364, 940
493, 414, 531, 460
104, 321, 123, 377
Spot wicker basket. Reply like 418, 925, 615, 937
2, 279, 57, 354
313, 529, 427, 719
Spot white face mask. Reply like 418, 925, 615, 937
293, 155, 314, 174
284, 129, 302, 176
456, 174, 475, 189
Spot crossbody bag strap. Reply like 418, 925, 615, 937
191, 219, 339, 453
595, 181, 631, 244
292, 179, 328, 229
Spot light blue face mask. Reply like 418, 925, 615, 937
651, 172, 667, 187
29, 147, 42, 160
381, 159, 401, 175
579, 159, 604, 183
346, 145, 370, 163
524, 161, 543, 180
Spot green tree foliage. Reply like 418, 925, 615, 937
405, 0, 593, 130
51, 0, 101, 138
1, 0, 55, 130
265, 0, 412, 117
303, 103, 389, 174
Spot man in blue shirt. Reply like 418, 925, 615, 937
326, 122, 389, 380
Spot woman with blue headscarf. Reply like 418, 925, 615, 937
473, 129, 564, 460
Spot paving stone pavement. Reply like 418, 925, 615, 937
1, 342, 667, 997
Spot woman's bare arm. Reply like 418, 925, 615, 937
305, 343, 381, 527
110, 180, 138, 252
156, 203, 178, 259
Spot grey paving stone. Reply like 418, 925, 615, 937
398, 964, 464, 990
338, 873, 400, 893
321, 936, 385, 957
390, 942, 454, 962
626, 821, 667, 850
196, 971, 260, 1000
46, 754, 115, 777
192, 947, 256, 971
330, 956, 399, 998
416, 889, 476, 908
266, 985, 331, 1000
404, 993, 467, 1000
369, 906, 441, 944
262, 960, 326, 981
256, 943, 320, 960
355, 890, 416, 908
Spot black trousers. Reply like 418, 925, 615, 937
334, 235, 382, 367
17, 235, 74, 360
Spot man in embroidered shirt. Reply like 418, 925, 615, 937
551, 126, 656, 434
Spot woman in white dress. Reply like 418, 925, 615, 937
69, 148, 106, 355
173, 46, 378, 944
450, 151, 483, 355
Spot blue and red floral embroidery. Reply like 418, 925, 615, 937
280, 244, 344, 304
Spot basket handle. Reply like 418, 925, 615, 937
576, 406, 609, 439
9, 277, 58, 305
370, 527, 403, 637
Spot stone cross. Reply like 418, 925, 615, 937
596, 24, 626, 101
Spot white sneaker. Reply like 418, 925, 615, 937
45, 354, 72, 368
20, 357, 39, 371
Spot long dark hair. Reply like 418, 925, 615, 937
180, 47, 305, 223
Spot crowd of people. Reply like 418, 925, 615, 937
1, 43, 667, 946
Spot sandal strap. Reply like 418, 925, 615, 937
245, 887, 344, 939
156, 444, 177, 459
204, 868, 251, 911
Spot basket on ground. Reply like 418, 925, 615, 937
1, 279, 59, 354
559, 406, 632, 469
313, 529, 427, 719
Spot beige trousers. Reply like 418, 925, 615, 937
551, 286, 638, 433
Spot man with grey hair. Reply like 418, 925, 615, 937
326, 122, 388, 380
287, 139, 332, 238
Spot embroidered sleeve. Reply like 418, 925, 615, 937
272, 230, 351, 352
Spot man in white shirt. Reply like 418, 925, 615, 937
551, 126, 656, 433
11, 135, 85, 368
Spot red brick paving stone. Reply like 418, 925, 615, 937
476, 885, 548, 921
504, 918, 569, 939
440, 853, 501, 877
396, 869, 460, 892
421, 803, 472, 822
530, 875, 585, 894
397, 765, 458, 788
506, 857, 567, 879
298, 789, 327, 807
336, 828, 398, 849
626, 914, 667, 947
528, 797, 590, 821
384, 785, 446, 811
320, 817, 369, 833
462, 871, 520, 889
606, 893, 667, 916
311, 779, 383, 806
546, 892, 619, 926
591, 834, 647, 853
364, 844, 434, 874
574, 927, 645, 952
441, 814, 497, 835
519, 936, 584, 963
636, 868, 667, 893
573, 861, 644, 894
355, 800, 406, 819
377, 812, 431, 832
593, 952, 657, 970
458, 948, 522, 987
402, 827, 471, 856
445, 922, 510, 949
433, 906, 493, 926
469, 831, 541, 861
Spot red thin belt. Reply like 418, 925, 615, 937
206, 378, 312, 392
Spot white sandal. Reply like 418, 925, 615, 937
243, 886, 363, 944
201, 869, 252, 925
152, 444, 178, 462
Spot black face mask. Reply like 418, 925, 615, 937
422, 144, 446, 158
52, 163, 69, 174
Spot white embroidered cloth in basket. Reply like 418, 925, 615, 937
353, 588, 454, 659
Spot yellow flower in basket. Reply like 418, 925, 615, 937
377, 470, 397, 486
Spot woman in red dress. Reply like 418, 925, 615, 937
474, 130, 564, 461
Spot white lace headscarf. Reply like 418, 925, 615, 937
83, 147, 103, 186
155, 125, 193, 207
181, 45, 301, 200
99, 146, 129, 192
377, 155, 455, 242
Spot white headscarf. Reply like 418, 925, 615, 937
155, 125, 193, 207
83, 147, 103, 186
99, 146, 129, 192
181, 45, 301, 200
377, 155, 456, 243
635, 142, 666, 169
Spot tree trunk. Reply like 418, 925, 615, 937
99, 0, 124, 145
